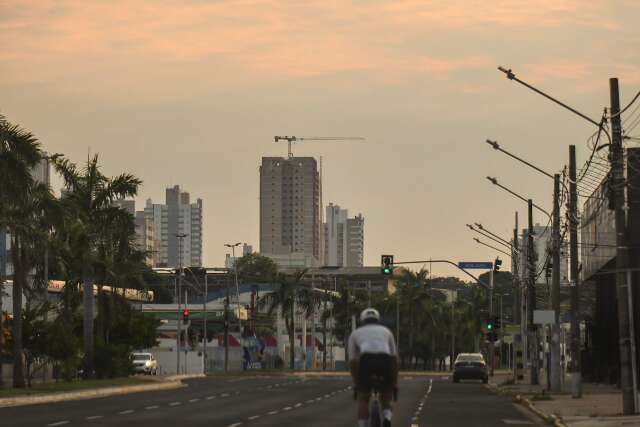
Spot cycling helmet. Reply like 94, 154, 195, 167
360, 307, 380, 323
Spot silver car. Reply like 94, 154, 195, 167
131, 352, 158, 375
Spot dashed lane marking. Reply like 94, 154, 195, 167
189, 398, 200, 403
247, 416, 260, 420
145, 405, 159, 410
283, 407, 292, 411
206, 396, 216, 400
221, 393, 230, 397
294, 403, 302, 408
47, 422, 69, 426
227, 423, 242, 427
86, 415, 103, 420
267, 411, 278, 415
169, 402, 182, 406
118, 410, 134, 415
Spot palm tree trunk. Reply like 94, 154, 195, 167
11, 237, 25, 388
82, 272, 94, 379
289, 303, 295, 370
0, 276, 4, 389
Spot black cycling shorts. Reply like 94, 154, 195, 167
356, 353, 394, 394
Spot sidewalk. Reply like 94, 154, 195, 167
490, 371, 640, 426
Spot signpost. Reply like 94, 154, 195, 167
458, 262, 493, 270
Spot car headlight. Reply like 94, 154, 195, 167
145, 361, 152, 367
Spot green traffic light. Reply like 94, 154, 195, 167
487, 324, 493, 330
383, 267, 391, 274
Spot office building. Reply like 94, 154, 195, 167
260, 157, 322, 267
144, 185, 203, 268
323, 203, 364, 267
135, 211, 155, 266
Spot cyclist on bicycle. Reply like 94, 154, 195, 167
348, 308, 398, 427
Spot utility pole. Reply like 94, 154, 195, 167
224, 271, 230, 372
550, 174, 562, 391
528, 199, 539, 385
203, 272, 208, 375
609, 79, 635, 414
489, 269, 495, 376
176, 234, 187, 375
569, 145, 582, 398
513, 212, 520, 327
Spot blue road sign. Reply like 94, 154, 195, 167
458, 262, 493, 269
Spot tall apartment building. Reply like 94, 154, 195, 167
260, 157, 322, 267
144, 185, 203, 268
135, 211, 155, 266
1, 157, 51, 278
323, 203, 364, 267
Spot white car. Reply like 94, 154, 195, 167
131, 352, 158, 375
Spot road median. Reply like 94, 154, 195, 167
0, 378, 185, 408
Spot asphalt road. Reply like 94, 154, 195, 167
1, 374, 543, 427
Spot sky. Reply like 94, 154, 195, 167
2, 0, 640, 278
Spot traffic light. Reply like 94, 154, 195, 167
493, 316, 501, 330
545, 260, 553, 280
487, 318, 494, 331
182, 308, 190, 324
493, 257, 502, 272
381, 255, 394, 275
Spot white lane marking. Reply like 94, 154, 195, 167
145, 405, 159, 410
248, 415, 260, 420
169, 401, 182, 406
428, 378, 433, 394
315, 397, 322, 401
306, 399, 315, 403
221, 393, 230, 397
86, 415, 103, 420
283, 406, 292, 411
227, 423, 242, 427
324, 394, 330, 398
189, 398, 200, 403
294, 403, 302, 408
267, 410, 278, 415
47, 422, 69, 426
206, 396, 216, 400
118, 410, 134, 415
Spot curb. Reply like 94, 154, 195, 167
0, 380, 184, 408
514, 394, 567, 427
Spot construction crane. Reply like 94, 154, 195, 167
274, 136, 365, 158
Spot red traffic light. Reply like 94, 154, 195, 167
182, 309, 190, 317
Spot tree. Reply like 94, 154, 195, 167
0, 114, 51, 388
395, 268, 430, 368
52, 154, 141, 378
259, 270, 315, 369
235, 253, 278, 282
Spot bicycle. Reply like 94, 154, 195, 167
354, 374, 398, 427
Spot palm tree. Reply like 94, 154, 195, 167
259, 270, 313, 370
0, 114, 55, 388
52, 154, 141, 378
396, 268, 430, 368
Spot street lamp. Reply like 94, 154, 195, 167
486, 177, 551, 219
473, 237, 511, 258
466, 223, 513, 252
224, 243, 243, 334
183, 267, 209, 375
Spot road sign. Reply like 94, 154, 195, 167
457, 262, 493, 269
533, 310, 556, 325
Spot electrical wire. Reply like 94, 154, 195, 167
608, 89, 640, 119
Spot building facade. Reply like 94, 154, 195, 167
135, 211, 155, 266
323, 204, 364, 267
144, 185, 203, 268
260, 157, 322, 267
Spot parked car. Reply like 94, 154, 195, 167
131, 352, 158, 375
453, 353, 488, 383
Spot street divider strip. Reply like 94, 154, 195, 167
0, 380, 185, 408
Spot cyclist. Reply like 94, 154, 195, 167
348, 308, 398, 427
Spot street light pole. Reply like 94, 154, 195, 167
225, 243, 243, 335
176, 233, 187, 375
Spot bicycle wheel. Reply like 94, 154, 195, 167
370, 398, 382, 427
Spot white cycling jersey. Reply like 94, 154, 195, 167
348, 323, 397, 359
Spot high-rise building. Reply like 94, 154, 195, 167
144, 185, 203, 268
135, 211, 155, 266
113, 199, 136, 215
347, 214, 365, 267
1, 157, 51, 279
323, 203, 364, 267
260, 157, 322, 267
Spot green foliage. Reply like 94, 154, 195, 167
94, 342, 133, 379
235, 253, 278, 282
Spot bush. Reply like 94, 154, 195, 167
95, 342, 132, 379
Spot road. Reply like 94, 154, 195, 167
1, 374, 542, 427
